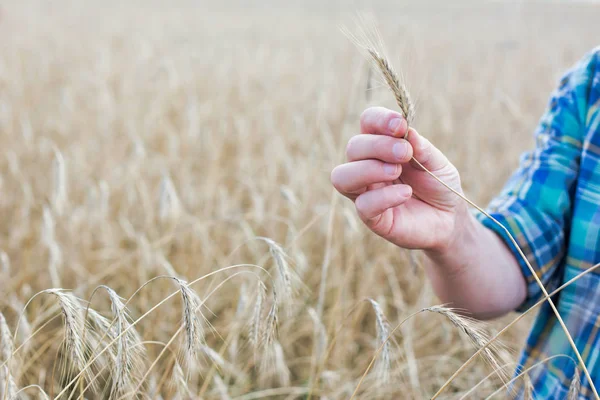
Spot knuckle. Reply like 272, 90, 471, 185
360, 106, 386, 132
373, 136, 391, 156
417, 137, 432, 158
360, 107, 378, 124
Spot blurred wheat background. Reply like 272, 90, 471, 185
1, 1, 600, 399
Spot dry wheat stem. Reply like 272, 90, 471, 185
424, 305, 509, 384
1, 314, 62, 371
350, 309, 424, 399
132, 341, 181, 398
14, 384, 51, 399
231, 387, 312, 400
196, 331, 239, 398
433, 261, 600, 398
307, 307, 328, 377
77, 266, 270, 374
364, 40, 599, 399
5, 6, 597, 398
199, 297, 261, 396
484, 354, 577, 399
213, 374, 231, 400
316, 190, 338, 320
124, 271, 260, 398
307, 299, 391, 400
108, 341, 181, 400
524, 375, 535, 400
458, 362, 516, 399
53, 267, 268, 399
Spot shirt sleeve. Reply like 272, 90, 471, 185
475, 49, 598, 312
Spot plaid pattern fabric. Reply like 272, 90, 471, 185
476, 47, 600, 399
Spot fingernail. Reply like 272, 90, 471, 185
388, 118, 402, 133
383, 163, 397, 175
392, 142, 407, 160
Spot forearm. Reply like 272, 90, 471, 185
422, 208, 527, 320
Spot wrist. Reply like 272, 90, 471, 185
426, 204, 477, 260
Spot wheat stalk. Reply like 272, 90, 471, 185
51, 147, 67, 216
15, 384, 51, 399
213, 374, 231, 400
438, 263, 600, 400
228, 282, 248, 363
484, 354, 577, 399
524, 377, 534, 400
308, 307, 328, 369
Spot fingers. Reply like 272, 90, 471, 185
331, 160, 402, 198
359, 107, 448, 171
405, 128, 449, 171
360, 107, 408, 137
346, 135, 413, 163
355, 184, 412, 221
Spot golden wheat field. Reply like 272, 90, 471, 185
1, 1, 600, 399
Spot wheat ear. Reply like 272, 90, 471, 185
42, 289, 90, 381
367, 49, 415, 125
363, 39, 599, 400
367, 299, 391, 384
424, 306, 508, 383
0, 314, 12, 366
484, 354, 577, 399
0, 251, 9, 275
97, 285, 145, 398
0, 313, 18, 400
172, 277, 205, 365
568, 368, 581, 400
249, 281, 266, 361
436, 262, 600, 398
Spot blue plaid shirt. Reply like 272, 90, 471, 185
476, 46, 600, 398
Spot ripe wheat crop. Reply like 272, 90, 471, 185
1, 1, 600, 398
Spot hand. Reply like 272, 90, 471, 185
331, 106, 467, 252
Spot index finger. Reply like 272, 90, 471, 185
360, 106, 408, 138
